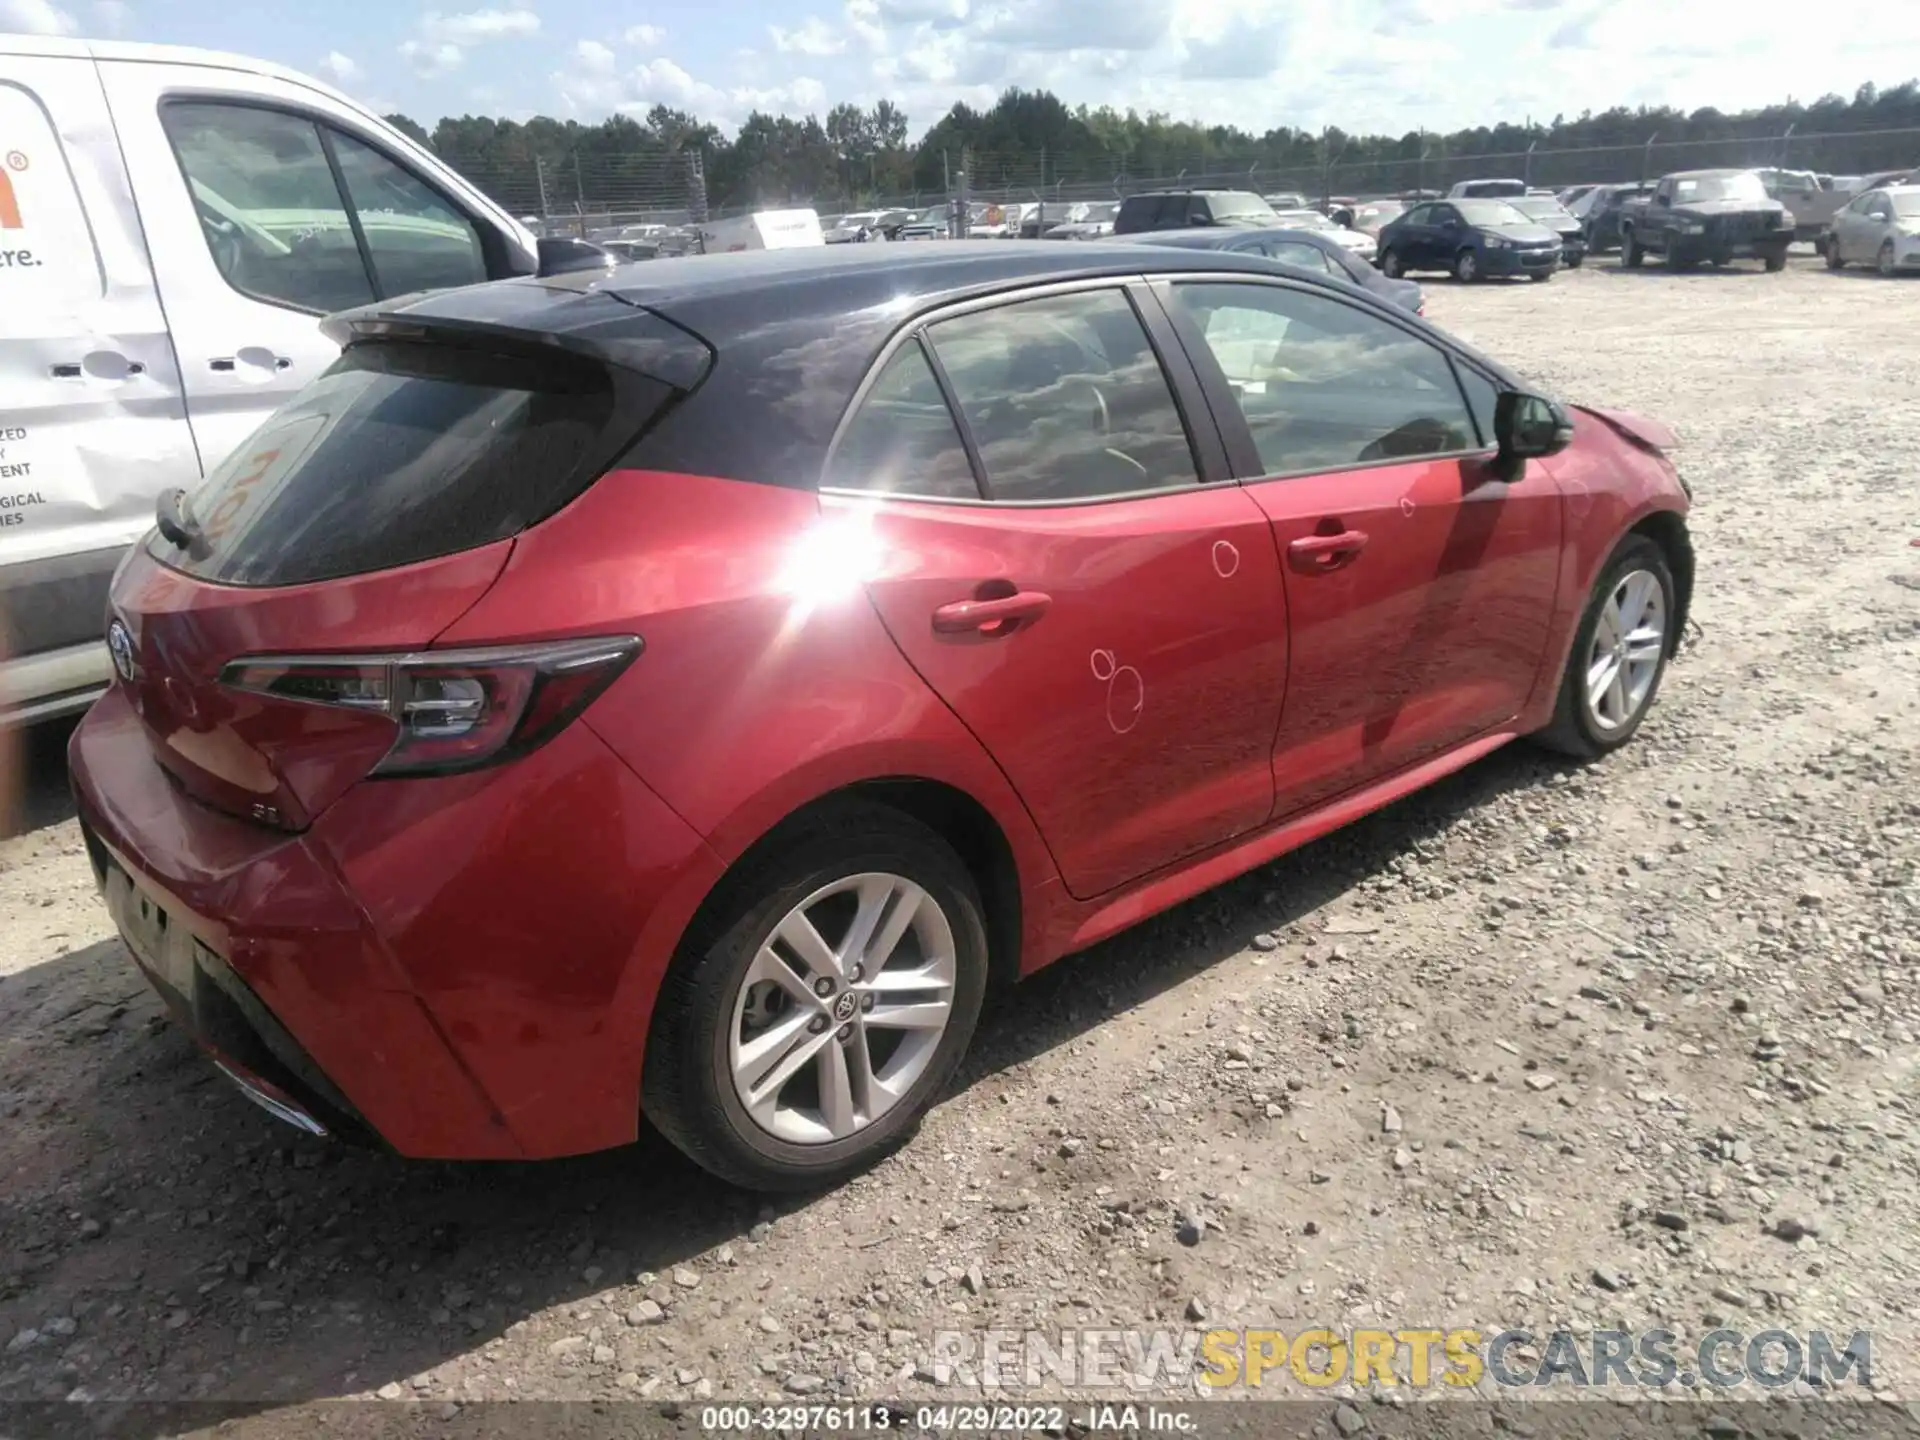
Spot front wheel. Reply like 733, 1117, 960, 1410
1453, 248, 1479, 283
1565, 253, 1584, 269
1532, 269, 1554, 283
1825, 236, 1845, 270
1879, 241, 1899, 278
1380, 248, 1406, 279
643, 801, 990, 1190
1531, 535, 1677, 760
1763, 247, 1787, 273
1622, 232, 1644, 268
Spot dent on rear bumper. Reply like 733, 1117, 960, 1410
69, 688, 522, 1159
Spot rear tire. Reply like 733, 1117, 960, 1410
1825, 237, 1845, 270
1531, 535, 1677, 761
642, 801, 990, 1191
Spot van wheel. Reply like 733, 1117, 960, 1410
1531, 535, 1676, 760
643, 802, 989, 1191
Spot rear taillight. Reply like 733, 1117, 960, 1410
219, 636, 640, 777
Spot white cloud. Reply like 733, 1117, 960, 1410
421, 7, 541, 43
399, 38, 466, 78
623, 22, 666, 47
574, 38, 617, 72
317, 50, 364, 85
771, 16, 847, 55
90, 0, 128, 34
0, 0, 76, 34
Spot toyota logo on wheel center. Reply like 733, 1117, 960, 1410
833, 992, 858, 1023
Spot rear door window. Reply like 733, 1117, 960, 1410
153, 341, 669, 586
927, 288, 1199, 502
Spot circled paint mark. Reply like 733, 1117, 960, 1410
1212, 540, 1240, 578
1089, 648, 1144, 735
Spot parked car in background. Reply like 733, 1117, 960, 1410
1618, 170, 1793, 272
1824, 183, 1920, 275
1349, 198, 1409, 237
72, 239, 1691, 1189
601, 239, 659, 263
825, 211, 887, 243
895, 207, 947, 240
1558, 183, 1601, 209
1262, 191, 1309, 211
1377, 198, 1562, 282
1752, 167, 1853, 244
1112, 189, 1279, 234
1580, 182, 1654, 253
0, 34, 594, 726
1508, 195, 1589, 267
1447, 178, 1529, 199
1041, 201, 1120, 240
1125, 225, 1424, 313
1269, 208, 1378, 261
1318, 196, 1360, 227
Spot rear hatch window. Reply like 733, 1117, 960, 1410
151, 340, 673, 587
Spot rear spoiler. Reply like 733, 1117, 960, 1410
319, 281, 713, 391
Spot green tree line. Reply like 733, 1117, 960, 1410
387, 79, 1920, 213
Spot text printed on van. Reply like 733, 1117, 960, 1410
0, 248, 42, 268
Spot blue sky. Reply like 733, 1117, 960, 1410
4, 0, 1914, 140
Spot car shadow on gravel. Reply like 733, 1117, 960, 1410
0, 737, 1573, 1415
1, 717, 79, 841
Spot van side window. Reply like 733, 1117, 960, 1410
327, 129, 487, 296
162, 103, 376, 314
161, 102, 485, 315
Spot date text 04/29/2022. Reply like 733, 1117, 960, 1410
696, 1405, 1198, 1432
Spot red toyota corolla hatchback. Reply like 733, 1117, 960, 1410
71, 243, 1693, 1189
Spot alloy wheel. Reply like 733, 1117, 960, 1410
1880, 242, 1898, 278
727, 872, 956, 1146
1583, 568, 1667, 734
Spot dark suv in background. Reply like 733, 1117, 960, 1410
1112, 189, 1279, 234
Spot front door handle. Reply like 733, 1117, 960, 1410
931, 590, 1052, 635
1288, 529, 1370, 570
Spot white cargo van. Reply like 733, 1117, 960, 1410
0, 36, 603, 725
694, 209, 825, 253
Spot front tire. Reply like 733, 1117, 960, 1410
1380, 248, 1406, 279
1763, 247, 1787, 273
1622, 231, 1644, 268
1826, 236, 1845, 270
643, 801, 990, 1191
1531, 535, 1677, 760
1566, 252, 1584, 269
1880, 241, 1899, 277
1453, 248, 1479, 283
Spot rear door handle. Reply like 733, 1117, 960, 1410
931, 590, 1052, 635
1288, 529, 1370, 570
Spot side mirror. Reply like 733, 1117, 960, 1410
537, 236, 615, 278
1494, 391, 1573, 473
1189, 213, 1212, 226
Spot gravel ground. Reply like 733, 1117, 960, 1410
1, 253, 1917, 1433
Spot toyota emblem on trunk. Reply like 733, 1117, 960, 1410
107, 620, 135, 682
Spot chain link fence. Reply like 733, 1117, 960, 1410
451, 124, 1920, 236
